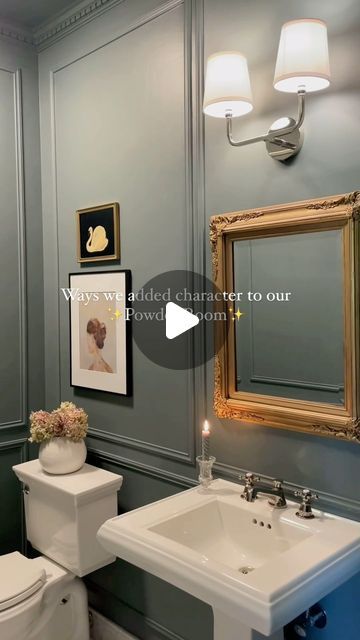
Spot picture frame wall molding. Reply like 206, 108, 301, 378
0, 70, 28, 432
40, 0, 204, 462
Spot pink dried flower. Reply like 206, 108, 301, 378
52, 402, 88, 442
29, 402, 88, 443
51, 412, 66, 437
29, 410, 53, 443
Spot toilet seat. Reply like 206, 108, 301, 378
0, 552, 46, 612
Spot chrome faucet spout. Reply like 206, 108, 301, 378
255, 480, 287, 509
239, 474, 287, 509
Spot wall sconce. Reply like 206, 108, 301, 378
203, 19, 331, 161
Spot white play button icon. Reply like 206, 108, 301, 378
166, 302, 199, 340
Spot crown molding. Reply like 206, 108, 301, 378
0, 21, 34, 47
33, 0, 127, 51
0, 0, 127, 51
1, 0, 182, 52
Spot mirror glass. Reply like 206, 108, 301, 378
233, 229, 344, 405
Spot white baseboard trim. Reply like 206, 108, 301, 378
90, 608, 138, 640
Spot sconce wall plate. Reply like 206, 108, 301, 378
265, 118, 303, 161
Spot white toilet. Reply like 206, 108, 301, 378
0, 459, 122, 640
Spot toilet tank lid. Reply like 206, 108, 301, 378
12, 460, 123, 502
0, 552, 46, 611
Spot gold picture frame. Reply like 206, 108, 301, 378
76, 202, 120, 263
210, 191, 360, 443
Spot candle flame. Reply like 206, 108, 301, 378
203, 420, 210, 433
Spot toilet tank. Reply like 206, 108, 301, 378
13, 459, 123, 577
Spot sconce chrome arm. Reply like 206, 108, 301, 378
226, 88, 306, 161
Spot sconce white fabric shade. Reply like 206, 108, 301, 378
203, 52, 253, 118
274, 19, 330, 93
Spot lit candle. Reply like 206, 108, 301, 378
201, 420, 210, 461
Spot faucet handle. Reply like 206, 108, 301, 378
273, 479, 284, 489
239, 472, 260, 486
294, 488, 319, 501
294, 489, 319, 519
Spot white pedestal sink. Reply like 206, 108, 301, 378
213, 609, 282, 639
97, 479, 360, 639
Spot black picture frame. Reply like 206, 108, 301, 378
69, 270, 132, 396
76, 203, 120, 263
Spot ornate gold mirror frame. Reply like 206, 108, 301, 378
210, 192, 360, 443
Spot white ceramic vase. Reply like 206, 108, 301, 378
39, 437, 87, 474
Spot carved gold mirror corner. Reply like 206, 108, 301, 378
210, 191, 360, 443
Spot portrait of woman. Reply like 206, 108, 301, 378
86, 318, 113, 373
70, 271, 131, 395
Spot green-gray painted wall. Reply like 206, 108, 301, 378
0, 35, 44, 555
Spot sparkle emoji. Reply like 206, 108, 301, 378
108, 307, 122, 321
232, 308, 244, 321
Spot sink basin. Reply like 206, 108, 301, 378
98, 479, 360, 639
150, 498, 311, 572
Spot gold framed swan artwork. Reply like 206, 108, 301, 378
76, 202, 120, 263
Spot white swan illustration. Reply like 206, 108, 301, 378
86, 225, 109, 253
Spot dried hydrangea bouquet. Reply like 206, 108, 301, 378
29, 402, 88, 474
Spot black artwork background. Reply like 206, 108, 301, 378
79, 207, 116, 259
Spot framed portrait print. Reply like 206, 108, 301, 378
69, 271, 132, 396
76, 203, 120, 263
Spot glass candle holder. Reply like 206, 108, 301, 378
196, 455, 216, 488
